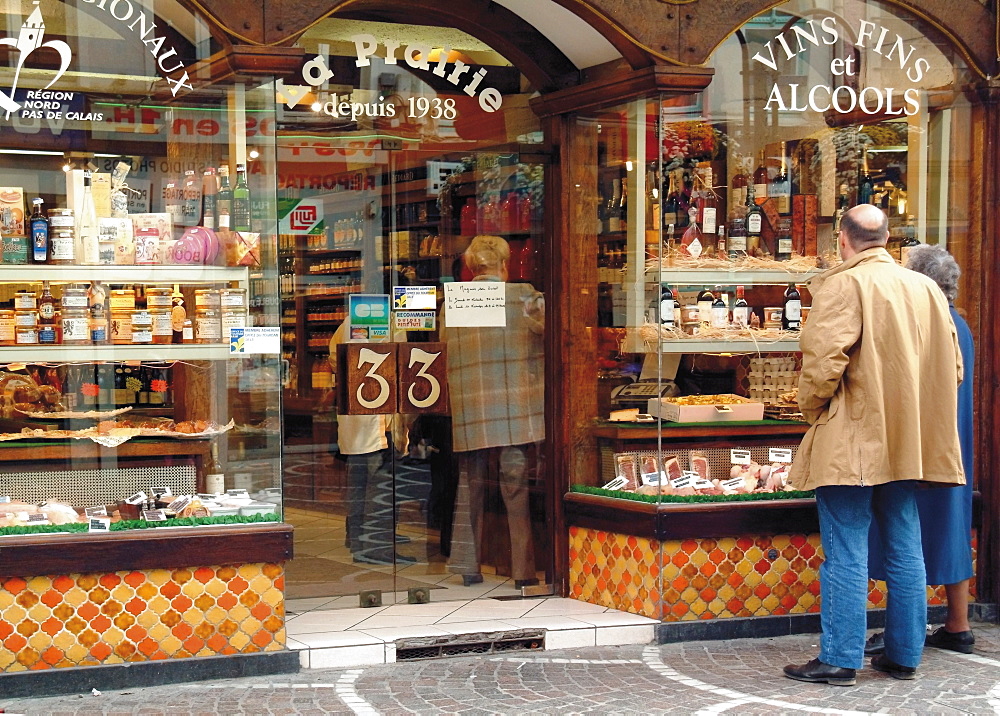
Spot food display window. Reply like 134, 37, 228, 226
561, 0, 977, 622
0, 0, 290, 678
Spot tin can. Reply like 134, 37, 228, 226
109, 289, 136, 312
194, 308, 221, 343
110, 311, 132, 344
14, 291, 36, 310
0, 309, 14, 345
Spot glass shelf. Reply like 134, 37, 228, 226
0, 344, 235, 362
649, 268, 822, 285
0, 265, 250, 285
646, 338, 800, 353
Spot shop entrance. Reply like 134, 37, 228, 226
277, 21, 552, 607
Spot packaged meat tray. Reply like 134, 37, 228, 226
647, 394, 765, 422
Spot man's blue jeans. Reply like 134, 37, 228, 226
816, 481, 926, 670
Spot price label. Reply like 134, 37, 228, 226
671, 474, 695, 489
125, 492, 147, 506
142, 509, 167, 522
150, 486, 172, 496
88, 517, 111, 533
27, 513, 49, 524
226, 489, 250, 499
167, 496, 192, 513
730, 449, 752, 465
85, 506, 108, 517
694, 478, 715, 490
721, 477, 746, 490
0, 496, 10, 503
769, 448, 793, 464
601, 476, 629, 491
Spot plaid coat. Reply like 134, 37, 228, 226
443, 279, 545, 453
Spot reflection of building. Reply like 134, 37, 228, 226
2, 0, 999, 694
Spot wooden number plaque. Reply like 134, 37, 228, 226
337, 343, 398, 415
398, 343, 448, 414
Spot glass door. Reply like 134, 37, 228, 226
278, 19, 552, 607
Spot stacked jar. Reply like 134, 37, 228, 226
145, 286, 173, 345
194, 289, 222, 344
220, 288, 248, 342
14, 290, 38, 345
61, 285, 91, 344
109, 288, 135, 344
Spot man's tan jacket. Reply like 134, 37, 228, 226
789, 247, 965, 491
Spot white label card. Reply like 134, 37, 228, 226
730, 449, 752, 465
601, 476, 629, 491
150, 486, 172, 496
694, 478, 715, 490
0, 496, 9, 503
27, 513, 49, 524
443, 282, 506, 327
769, 448, 793, 464
125, 492, 147, 506
142, 509, 167, 522
671, 475, 695, 489
167, 496, 192, 513
88, 517, 111, 533
721, 477, 746, 490
227, 489, 250, 499
85, 506, 108, 517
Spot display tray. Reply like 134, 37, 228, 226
13, 406, 134, 420
647, 395, 765, 422
0, 420, 234, 445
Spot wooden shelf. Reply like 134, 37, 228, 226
592, 420, 809, 440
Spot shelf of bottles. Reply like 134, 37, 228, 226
650, 269, 821, 285
650, 338, 800, 354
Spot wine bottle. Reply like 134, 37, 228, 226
79, 170, 99, 265
606, 177, 621, 233
782, 283, 802, 331
700, 189, 718, 235
753, 150, 769, 201
30, 198, 49, 264
716, 225, 726, 259
732, 286, 749, 328
216, 165, 233, 229
697, 287, 714, 327
711, 286, 728, 328
771, 142, 791, 215
659, 285, 675, 330
745, 182, 763, 256
899, 216, 920, 266
232, 163, 251, 232
859, 148, 874, 205
728, 217, 747, 259
775, 218, 792, 261
618, 177, 628, 234
171, 284, 186, 344
202, 168, 218, 229
205, 443, 225, 495
731, 161, 749, 210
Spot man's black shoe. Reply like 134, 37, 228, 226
864, 632, 885, 656
925, 626, 975, 654
871, 653, 917, 680
783, 658, 857, 686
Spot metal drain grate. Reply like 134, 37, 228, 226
395, 630, 545, 661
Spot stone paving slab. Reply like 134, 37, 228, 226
3, 623, 999, 714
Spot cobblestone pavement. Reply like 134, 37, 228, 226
4, 624, 1000, 715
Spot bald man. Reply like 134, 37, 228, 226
783, 205, 965, 685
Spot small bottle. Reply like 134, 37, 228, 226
859, 149, 874, 205
745, 183, 763, 256
771, 142, 791, 215
700, 190, 718, 236
232, 163, 251, 232
730, 161, 749, 210
205, 443, 225, 495
732, 285, 750, 328
37, 281, 59, 344
171, 284, 186, 344
711, 286, 728, 328
659, 285, 675, 330
753, 150, 769, 201
201, 168, 217, 229
775, 218, 793, 261
216, 165, 233, 230
79, 170, 99, 265
716, 225, 726, 259
30, 198, 49, 264
89, 280, 110, 344
782, 283, 802, 331
697, 287, 714, 327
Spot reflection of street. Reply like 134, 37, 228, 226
283, 450, 532, 604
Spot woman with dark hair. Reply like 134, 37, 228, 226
866, 244, 976, 655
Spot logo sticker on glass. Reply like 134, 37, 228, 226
349, 294, 391, 339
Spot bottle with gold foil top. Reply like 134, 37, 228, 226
171, 284, 186, 344
37, 281, 59, 344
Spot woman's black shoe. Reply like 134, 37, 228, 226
925, 627, 975, 654
864, 632, 885, 656
783, 658, 857, 686
871, 654, 917, 680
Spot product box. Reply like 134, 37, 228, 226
130, 213, 172, 265
0, 235, 28, 264
92, 172, 112, 218
99, 217, 134, 265
647, 394, 764, 422
792, 194, 818, 256
0, 187, 25, 236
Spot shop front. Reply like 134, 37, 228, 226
0, 0, 295, 694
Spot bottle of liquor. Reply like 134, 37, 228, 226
728, 216, 747, 259
700, 189, 718, 236
745, 182, 763, 255
38, 281, 59, 344
79, 170, 99, 265
659, 284, 675, 330
30, 198, 49, 264
460, 198, 477, 236
711, 286, 728, 328
232, 163, 251, 232
606, 177, 621, 233
899, 216, 920, 266
859, 149, 874, 205
832, 184, 849, 259
216, 165, 233, 229
171, 284, 186, 344
732, 285, 749, 328
782, 283, 802, 331
205, 443, 225, 495
775, 218, 792, 261
731, 161, 749, 210
201, 168, 218, 229
715, 225, 726, 259
697, 287, 715, 327
753, 150, 769, 202
771, 142, 791, 215
88, 280, 109, 344
618, 176, 628, 234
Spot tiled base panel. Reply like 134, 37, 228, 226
568, 527, 976, 621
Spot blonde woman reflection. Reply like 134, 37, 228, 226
443, 236, 544, 588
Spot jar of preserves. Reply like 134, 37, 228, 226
110, 289, 136, 312
145, 286, 172, 310
13, 291, 36, 310
131, 310, 153, 344
15, 326, 38, 345
61, 306, 91, 344
110, 311, 132, 344
0, 310, 15, 346
221, 309, 246, 341
194, 289, 221, 310
61, 286, 89, 309
49, 208, 75, 265
150, 309, 172, 344
219, 288, 247, 310
14, 309, 38, 327
194, 308, 221, 343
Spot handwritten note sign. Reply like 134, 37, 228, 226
444, 282, 506, 327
